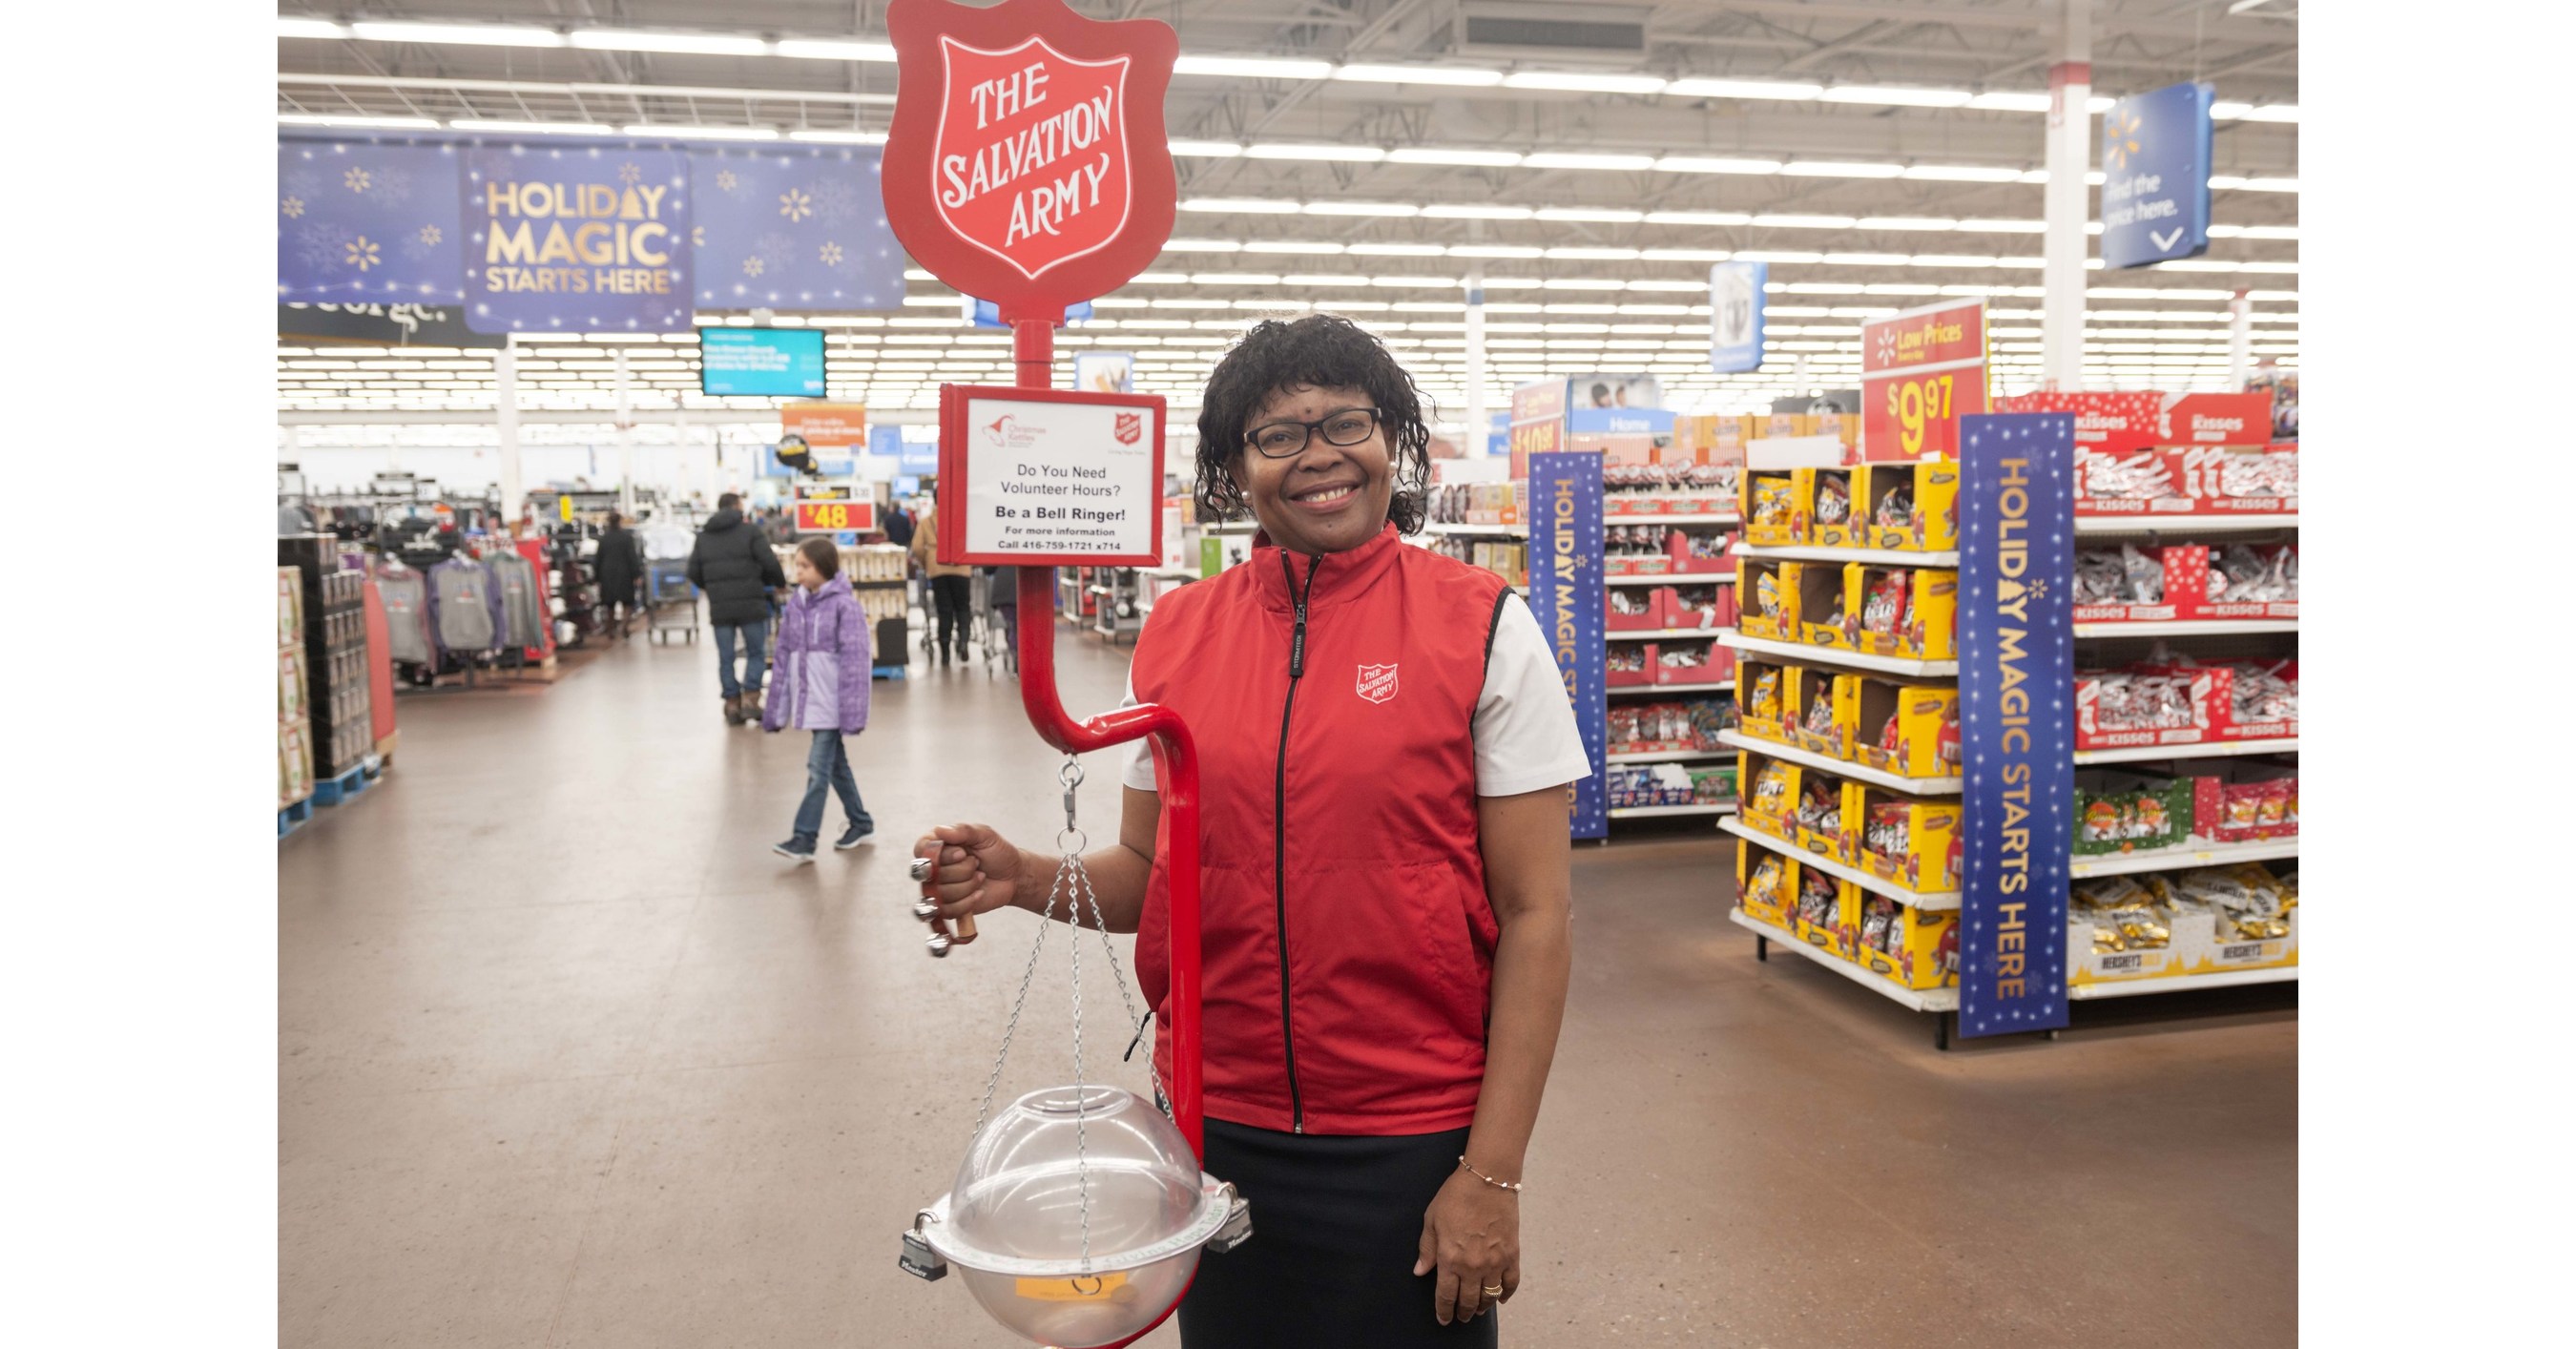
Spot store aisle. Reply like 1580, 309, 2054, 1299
280, 625, 2295, 1349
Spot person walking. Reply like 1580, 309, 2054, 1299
685, 491, 787, 725
908, 497, 973, 665
917, 315, 1584, 1347
981, 563, 1021, 673
763, 538, 877, 861
594, 511, 646, 637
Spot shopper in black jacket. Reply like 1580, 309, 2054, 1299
686, 493, 788, 724
595, 512, 646, 636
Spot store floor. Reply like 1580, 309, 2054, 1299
280, 622, 2296, 1348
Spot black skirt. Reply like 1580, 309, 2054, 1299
1179, 1118, 1501, 1349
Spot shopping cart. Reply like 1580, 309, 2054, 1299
974, 569, 1017, 676
645, 561, 699, 644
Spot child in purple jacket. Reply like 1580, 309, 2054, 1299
764, 538, 877, 861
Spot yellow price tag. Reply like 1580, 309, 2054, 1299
1883, 373, 1957, 458
1013, 1271, 1131, 1302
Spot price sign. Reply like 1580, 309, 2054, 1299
1860, 300, 1988, 463
792, 485, 877, 535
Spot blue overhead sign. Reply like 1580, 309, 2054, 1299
2100, 81, 2214, 270
1709, 260, 1767, 372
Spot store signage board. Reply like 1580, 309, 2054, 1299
280, 302, 506, 349
1709, 260, 1768, 373
1074, 350, 1137, 394
1993, 389, 2273, 453
883, 0, 1179, 325
1860, 300, 1989, 463
1529, 451, 1609, 840
2100, 82, 2214, 270
793, 484, 878, 534
1956, 413, 2076, 1039
278, 141, 467, 303
938, 384, 1165, 564
781, 402, 870, 448
702, 328, 828, 398
690, 144, 905, 310
461, 144, 693, 334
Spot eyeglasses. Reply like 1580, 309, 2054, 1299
1242, 406, 1381, 459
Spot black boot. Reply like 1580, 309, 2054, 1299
722, 695, 744, 726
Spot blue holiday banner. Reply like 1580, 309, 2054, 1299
1709, 260, 1767, 373
461, 143, 693, 334
2100, 82, 2214, 270
1528, 451, 1608, 839
1957, 414, 2076, 1037
691, 145, 904, 310
278, 140, 465, 302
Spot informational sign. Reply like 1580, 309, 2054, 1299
939, 384, 1164, 564
883, 0, 1179, 323
971, 298, 1093, 327
1528, 451, 1608, 840
1956, 413, 2076, 1039
1073, 350, 1136, 394
461, 145, 692, 334
1994, 389, 2273, 453
1860, 300, 1989, 462
2100, 82, 2214, 270
690, 143, 904, 309
1568, 373, 1662, 412
702, 328, 828, 398
279, 302, 505, 348
781, 402, 870, 447
1507, 380, 1566, 477
793, 484, 879, 534
278, 140, 465, 303
1709, 260, 1767, 373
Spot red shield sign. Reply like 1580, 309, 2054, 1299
1356, 664, 1399, 705
884, 0, 1178, 323
1114, 411, 1142, 445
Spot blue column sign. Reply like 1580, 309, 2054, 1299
1528, 451, 1608, 840
1957, 414, 2076, 1038
2100, 81, 2214, 270
1709, 260, 1767, 373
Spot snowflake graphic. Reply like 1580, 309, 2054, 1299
370, 164, 416, 206
618, 161, 643, 185
715, 169, 740, 194
756, 231, 798, 269
280, 196, 305, 219
418, 224, 443, 246
293, 221, 352, 270
691, 225, 707, 247
744, 257, 766, 278
819, 240, 844, 266
343, 167, 372, 193
779, 188, 815, 222
810, 178, 863, 225
345, 236, 383, 271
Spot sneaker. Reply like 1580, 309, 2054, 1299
773, 837, 817, 863
835, 823, 876, 850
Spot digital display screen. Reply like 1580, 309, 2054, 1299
699, 326, 828, 398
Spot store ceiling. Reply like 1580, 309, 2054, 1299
276, 1, 2298, 424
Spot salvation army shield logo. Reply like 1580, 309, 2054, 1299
1356, 663, 1399, 705
930, 36, 1132, 281
1114, 411, 1143, 445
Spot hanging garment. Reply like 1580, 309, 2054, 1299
487, 552, 548, 650
377, 571, 435, 666
428, 557, 498, 653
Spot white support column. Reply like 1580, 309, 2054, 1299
1463, 268, 1488, 456
614, 345, 636, 518
2041, 0, 2092, 391
494, 335, 524, 528
2226, 290, 2254, 389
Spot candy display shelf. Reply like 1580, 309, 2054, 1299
1729, 909, 1960, 1014
1717, 729, 1964, 796
2071, 617, 2298, 638
2073, 513, 2298, 534
2068, 837, 2299, 879
1609, 801, 1738, 820
1609, 627, 1732, 641
1610, 679, 1733, 695
1605, 510, 1740, 526
1607, 747, 1731, 765
1606, 572, 1735, 586
2069, 965, 2298, 1001
1719, 632, 1960, 678
1721, 818, 1962, 912
2072, 737, 2299, 765
1736, 543, 1962, 567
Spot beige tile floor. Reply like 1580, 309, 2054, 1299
280, 616, 2296, 1347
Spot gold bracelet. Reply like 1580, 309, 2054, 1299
1457, 1156, 1524, 1193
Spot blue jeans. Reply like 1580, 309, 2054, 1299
794, 732, 873, 843
713, 616, 768, 699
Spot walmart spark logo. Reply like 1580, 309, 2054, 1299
2103, 109, 2144, 172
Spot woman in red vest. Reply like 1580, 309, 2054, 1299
916, 315, 1585, 1347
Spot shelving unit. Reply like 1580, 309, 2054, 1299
1730, 910, 1959, 1013
1608, 627, 1729, 641
1605, 510, 1739, 526
2069, 836, 2298, 879
1607, 747, 1731, 765
1721, 817, 1962, 911
1610, 679, 1733, 695
1737, 543, 1961, 567
2074, 513, 2297, 534
2069, 966, 2298, 1001
2072, 617, 2298, 638
2073, 737, 2298, 765
1718, 728, 1964, 795
1606, 571, 1735, 587
1610, 801, 1738, 820
1719, 631, 1959, 677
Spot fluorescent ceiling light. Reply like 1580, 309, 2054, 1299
278, 113, 439, 130
624, 124, 779, 140
1244, 240, 1344, 254
1823, 85, 1973, 107
1654, 156, 1781, 176
787, 129, 886, 144
1645, 210, 1751, 226
452, 118, 612, 135
1174, 55, 1333, 79
1546, 247, 1642, 261
1180, 197, 1303, 214
1423, 204, 1533, 220
1965, 91, 2053, 113
1642, 247, 1735, 261
1168, 139, 1243, 157
1521, 152, 1656, 171
1349, 242, 1448, 257
1825, 253, 1911, 266
777, 38, 896, 61
1502, 71, 1668, 94
1859, 217, 1960, 231
1754, 214, 1858, 229
2236, 105, 2299, 123
1388, 147, 1524, 167
1958, 218, 2047, 233
1448, 244, 1545, 259
1335, 63, 1503, 86
1303, 200, 1417, 217
1908, 255, 2001, 268
1245, 142, 1386, 162
278, 18, 347, 39
1159, 239, 1243, 252
1903, 164, 2025, 183
1782, 160, 1904, 178
1665, 77, 1821, 100
1536, 207, 1645, 223
349, 21, 563, 48
571, 30, 769, 55
1735, 250, 1823, 263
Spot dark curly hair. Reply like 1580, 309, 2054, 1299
1194, 314, 1432, 536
